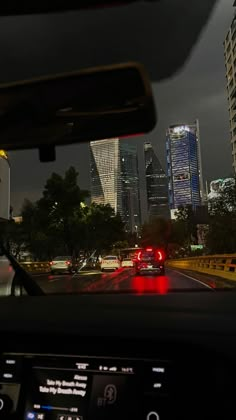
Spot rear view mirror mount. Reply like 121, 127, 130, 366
0, 62, 156, 161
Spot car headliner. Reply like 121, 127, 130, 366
0, 0, 218, 82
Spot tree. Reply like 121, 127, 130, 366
37, 167, 89, 256
85, 203, 125, 253
18, 169, 126, 259
21, 199, 54, 260
0, 218, 25, 258
206, 181, 236, 254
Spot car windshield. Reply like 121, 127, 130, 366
1, 0, 236, 296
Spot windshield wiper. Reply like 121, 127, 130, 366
0, 241, 45, 296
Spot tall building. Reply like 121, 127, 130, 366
224, 6, 236, 172
90, 138, 122, 214
90, 139, 141, 232
144, 142, 169, 220
0, 150, 10, 221
120, 143, 141, 232
166, 122, 203, 215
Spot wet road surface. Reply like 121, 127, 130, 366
32, 267, 218, 295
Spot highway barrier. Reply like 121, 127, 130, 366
166, 255, 236, 281
20, 262, 50, 274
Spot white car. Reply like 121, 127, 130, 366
50, 256, 73, 274
101, 256, 120, 271
121, 258, 134, 268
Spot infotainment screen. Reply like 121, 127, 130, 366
0, 353, 171, 420
24, 356, 140, 420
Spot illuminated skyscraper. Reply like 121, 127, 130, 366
90, 139, 141, 231
90, 138, 122, 214
166, 121, 203, 215
144, 142, 169, 220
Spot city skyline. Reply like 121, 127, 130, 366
7, 0, 233, 214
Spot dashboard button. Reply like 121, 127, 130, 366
146, 412, 160, 420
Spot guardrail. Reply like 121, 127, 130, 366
166, 255, 236, 281
20, 262, 50, 274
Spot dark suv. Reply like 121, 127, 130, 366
134, 247, 165, 276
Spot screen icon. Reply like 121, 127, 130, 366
104, 384, 117, 405
97, 384, 117, 407
27, 413, 36, 420
99, 366, 108, 371
36, 414, 45, 420
109, 366, 117, 372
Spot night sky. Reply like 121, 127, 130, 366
0, 0, 233, 214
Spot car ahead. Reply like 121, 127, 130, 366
134, 247, 165, 276
50, 256, 74, 274
121, 258, 134, 268
101, 256, 120, 272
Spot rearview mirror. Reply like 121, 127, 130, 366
0, 62, 156, 160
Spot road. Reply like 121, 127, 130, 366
32, 267, 219, 295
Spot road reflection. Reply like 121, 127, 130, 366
131, 275, 169, 294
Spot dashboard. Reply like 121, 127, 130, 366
1, 292, 236, 420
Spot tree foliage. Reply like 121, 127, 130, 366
206, 181, 236, 254
5, 167, 126, 260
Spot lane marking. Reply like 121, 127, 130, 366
168, 269, 214, 290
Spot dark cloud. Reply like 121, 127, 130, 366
1, 0, 234, 213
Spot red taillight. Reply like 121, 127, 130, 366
66, 261, 71, 265
50, 261, 53, 265
137, 251, 142, 261
146, 247, 153, 252
156, 251, 163, 261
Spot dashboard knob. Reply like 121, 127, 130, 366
147, 412, 160, 420
0, 394, 13, 417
